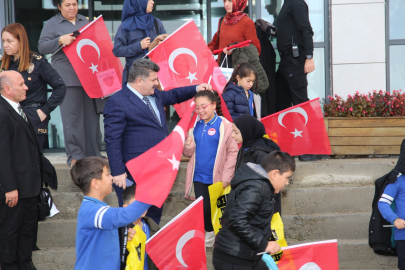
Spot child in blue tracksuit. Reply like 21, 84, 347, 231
70, 157, 151, 270
378, 174, 405, 270
222, 62, 260, 120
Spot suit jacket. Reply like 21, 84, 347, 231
0, 96, 42, 199
103, 85, 197, 177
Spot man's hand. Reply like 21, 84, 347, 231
140, 37, 151, 49
394, 218, 405, 229
223, 47, 233, 55
5, 190, 18, 207
113, 173, 127, 189
265, 241, 281, 254
196, 83, 212, 92
304, 58, 315, 74
37, 109, 47, 122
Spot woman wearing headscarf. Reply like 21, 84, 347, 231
113, 0, 168, 85
231, 114, 282, 213
208, 0, 261, 66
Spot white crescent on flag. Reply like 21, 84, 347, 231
175, 230, 205, 267
76, 39, 100, 63
278, 107, 308, 128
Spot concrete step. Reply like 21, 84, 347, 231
292, 158, 396, 187
283, 212, 370, 242
32, 239, 399, 270
282, 186, 374, 215
32, 248, 76, 270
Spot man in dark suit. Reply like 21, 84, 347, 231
0, 71, 42, 270
104, 59, 211, 223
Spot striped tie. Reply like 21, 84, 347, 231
18, 104, 28, 122
143, 97, 162, 127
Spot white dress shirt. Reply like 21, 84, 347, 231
1, 95, 20, 114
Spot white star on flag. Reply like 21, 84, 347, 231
89, 63, 99, 74
291, 128, 303, 138
168, 154, 180, 170
186, 72, 198, 84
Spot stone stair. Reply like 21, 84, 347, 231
32, 158, 400, 269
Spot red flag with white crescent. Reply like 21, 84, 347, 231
278, 240, 339, 270
146, 197, 206, 269
261, 98, 331, 156
63, 16, 123, 98
147, 19, 232, 122
126, 101, 195, 208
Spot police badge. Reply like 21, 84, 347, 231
27, 63, 35, 74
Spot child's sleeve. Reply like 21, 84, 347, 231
83, 201, 151, 230
378, 182, 399, 223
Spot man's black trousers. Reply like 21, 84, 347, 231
0, 197, 38, 270
275, 54, 309, 112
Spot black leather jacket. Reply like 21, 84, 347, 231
214, 163, 275, 264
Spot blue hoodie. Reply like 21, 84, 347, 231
222, 83, 254, 120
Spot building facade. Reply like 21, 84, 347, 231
0, 0, 403, 151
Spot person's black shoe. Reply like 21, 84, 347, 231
298, 154, 322, 162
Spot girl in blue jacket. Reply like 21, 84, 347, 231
222, 62, 261, 120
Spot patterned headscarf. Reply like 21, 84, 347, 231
223, 0, 248, 25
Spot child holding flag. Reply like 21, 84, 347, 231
183, 90, 238, 248
70, 157, 150, 270
213, 151, 295, 269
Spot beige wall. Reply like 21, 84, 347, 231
331, 0, 386, 97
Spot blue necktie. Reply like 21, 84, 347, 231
143, 97, 161, 127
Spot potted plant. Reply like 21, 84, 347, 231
322, 90, 405, 155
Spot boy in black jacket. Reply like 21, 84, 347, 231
213, 151, 295, 269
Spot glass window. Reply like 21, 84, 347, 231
259, 0, 324, 42
389, 0, 405, 40
307, 48, 325, 100
389, 45, 405, 91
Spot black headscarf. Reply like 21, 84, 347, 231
233, 114, 266, 149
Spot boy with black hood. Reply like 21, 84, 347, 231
213, 151, 295, 269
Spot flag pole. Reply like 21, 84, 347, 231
80, 15, 103, 33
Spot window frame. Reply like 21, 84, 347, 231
386, 0, 405, 92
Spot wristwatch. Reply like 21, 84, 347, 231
306, 55, 313, 59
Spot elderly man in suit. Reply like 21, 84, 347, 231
0, 71, 42, 270
104, 58, 212, 223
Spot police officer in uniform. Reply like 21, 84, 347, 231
275, 0, 319, 161
1, 23, 66, 150
275, 0, 315, 111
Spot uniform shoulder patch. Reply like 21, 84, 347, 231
33, 53, 43, 60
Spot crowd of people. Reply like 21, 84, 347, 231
0, 0, 320, 269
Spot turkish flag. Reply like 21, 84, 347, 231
146, 197, 206, 269
126, 101, 195, 208
278, 240, 339, 270
261, 98, 331, 156
147, 19, 232, 122
63, 16, 124, 98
